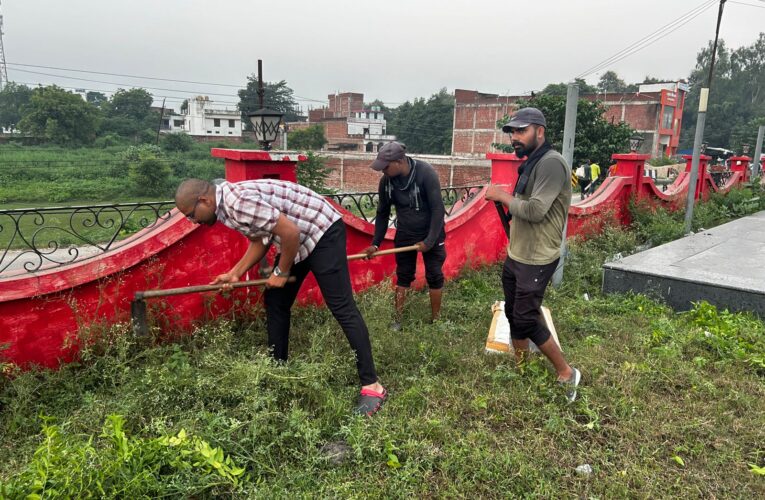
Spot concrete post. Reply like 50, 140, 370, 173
552, 83, 579, 288
728, 155, 750, 182
752, 124, 764, 178
210, 149, 305, 183
682, 154, 712, 200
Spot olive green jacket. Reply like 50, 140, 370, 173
507, 149, 572, 265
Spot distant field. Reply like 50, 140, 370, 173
0, 143, 229, 205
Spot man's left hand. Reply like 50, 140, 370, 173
485, 185, 512, 204
266, 274, 289, 289
415, 241, 427, 252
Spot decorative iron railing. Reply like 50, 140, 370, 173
0, 201, 176, 274
0, 185, 485, 275
325, 184, 485, 224
709, 169, 733, 189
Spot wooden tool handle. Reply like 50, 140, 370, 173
138, 276, 296, 299
346, 244, 420, 261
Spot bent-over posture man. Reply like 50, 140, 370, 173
484, 107, 582, 402
363, 142, 446, 330
175, 178, 387, 415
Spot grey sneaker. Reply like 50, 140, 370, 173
561, 368, 581, 403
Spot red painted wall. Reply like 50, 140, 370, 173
0, 150, 747, 369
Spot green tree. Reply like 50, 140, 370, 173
238, 78, 300, 127
680, 33, 765, 151
541, 78, 597, 96
17, 85, 99, 145
387, 88, 454, 154
288, 124, 327, 150
99, 88, 158, 142
86, 91, 108, 108
0, 82, 33, 132
109, 88, 153, 119
495, 94, 634, 166
597, 71, 636, 93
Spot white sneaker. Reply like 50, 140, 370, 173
562, 368, 581, 403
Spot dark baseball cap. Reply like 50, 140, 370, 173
501, 107, 547, 132
370, 142, 406, 171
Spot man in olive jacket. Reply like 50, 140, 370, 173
485, 107, 581, 402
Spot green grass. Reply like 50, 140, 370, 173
0, 143, 227, 204
0, 199, 175, 251
1, 225, 763, 497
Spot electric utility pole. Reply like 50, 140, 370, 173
684, 0, 726, 234
552, 82, 579, 288
0, 1, 9, 90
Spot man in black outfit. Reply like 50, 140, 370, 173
363, 142, 446, 330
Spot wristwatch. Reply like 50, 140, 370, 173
272, 265, 288, 278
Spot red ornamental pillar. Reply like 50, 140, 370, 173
682, 154, 712, 199
611, 153, 650, 197
728, 155, 750, 182
210, 149, 306, 183
487, 152, 525, 187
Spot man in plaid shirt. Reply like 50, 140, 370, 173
175, 178, 387, 416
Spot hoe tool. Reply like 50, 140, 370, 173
131, 244, 419, 335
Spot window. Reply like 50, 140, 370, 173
173, 119, 183, 127
374, 112, 378, 119
661, 107, 673, 130
228, 119, 235, 128
214, 118, 221, 127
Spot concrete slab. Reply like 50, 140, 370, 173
602, 211, 765, 316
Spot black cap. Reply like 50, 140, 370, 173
370, 142, 407, 171
501, 107, 547, 132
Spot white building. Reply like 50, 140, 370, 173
348, 108, 396, 152
162, 96, 243, 137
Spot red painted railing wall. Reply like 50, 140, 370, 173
0, 149, 752, 368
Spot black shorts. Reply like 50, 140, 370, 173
395, 241, 446, 289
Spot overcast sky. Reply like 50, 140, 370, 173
3, 0, 764, 111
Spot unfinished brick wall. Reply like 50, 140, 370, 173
316, 151, 491, 192
452, 89, 521, 157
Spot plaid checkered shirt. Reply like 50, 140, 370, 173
215, 180, 341, 263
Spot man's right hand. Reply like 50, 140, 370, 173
211, 272, 240, 291
362, 245, 378, 259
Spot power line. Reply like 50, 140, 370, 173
6, 62, 242, 87
576, 0, 717, 79
5, 61, 413, 106
6, 62, 332, 104
728, 0, 765, 8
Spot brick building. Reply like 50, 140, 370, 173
294, 92, 397, 153
452, 82, 688, 158
586, 82, 688, 158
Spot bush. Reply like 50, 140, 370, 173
162, 133, 194, 152
94, 133, 125, 149
129, 158, 173, 197
648, 156, 679, 167
297, 151, 333, 193
1, 415, 245, 498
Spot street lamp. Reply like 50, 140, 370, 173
629, 133, 644, 153
248, 108, 283, 151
